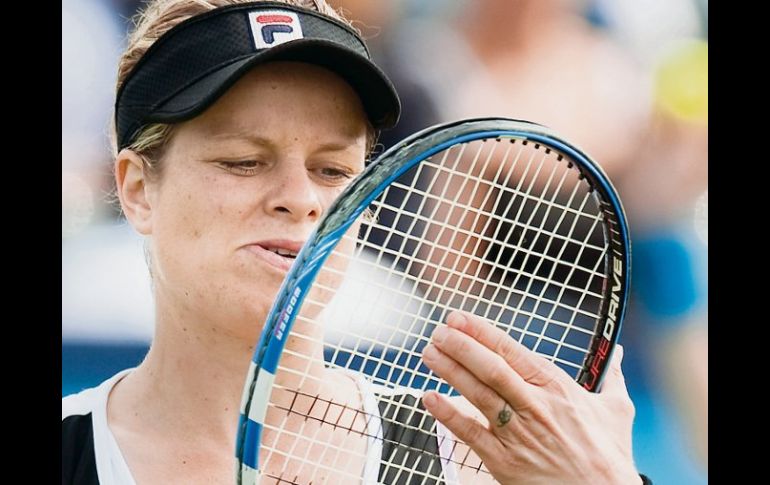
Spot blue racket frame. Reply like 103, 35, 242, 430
235, 118, 631, 483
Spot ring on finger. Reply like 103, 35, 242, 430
496, 401, 512, 427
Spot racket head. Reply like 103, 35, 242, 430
235, 117, 631, 484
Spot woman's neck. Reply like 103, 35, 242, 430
110, 318, 254, 447
108, 294, 331, 445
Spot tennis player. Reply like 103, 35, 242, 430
62, 1, 649, 483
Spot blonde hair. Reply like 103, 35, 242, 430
113, 0, 376, 179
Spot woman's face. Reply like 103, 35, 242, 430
142, 62, 369, 339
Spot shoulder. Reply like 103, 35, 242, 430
62, 369, 133, 485
62, 386, 102, 485
63, 385, 101, 420
62, 367, 132, 420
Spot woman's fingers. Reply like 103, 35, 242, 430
597, 345, 625, 393
598, 345, 636, 419
422, 313, 641, 485
421, 391, 499, 458
422, 342, 523, 420
446, 311, 572, 389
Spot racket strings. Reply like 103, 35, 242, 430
357, 200, 607, 279
260, 388, 490, 482
364, 155, 607, 290
372, 140, 604, 346
498, 182, 604, 356
312, 139, 604, 387
267, 393, 370, 473
315, 268, 599, 347
261, 136, 609, 483
314, 248, 604, 330
267, 390, 455, 460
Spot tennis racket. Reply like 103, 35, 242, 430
235, 118, 631, 484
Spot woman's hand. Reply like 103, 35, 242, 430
421, 311, 641, 485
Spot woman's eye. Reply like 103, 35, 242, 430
219, 160, 261, 175
320, 167, 351, 179
317, 165, 361, 183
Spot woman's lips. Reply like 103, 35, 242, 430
243, 241, 302, 272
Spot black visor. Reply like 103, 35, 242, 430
115, 2, 401, 150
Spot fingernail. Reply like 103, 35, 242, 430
422, 392, 438, 408
423, 344, 438, 361
446, 311, 466, 329
615, 345, 624, 365
432, 327, 447, 344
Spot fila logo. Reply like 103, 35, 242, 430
248, 10, 304, 49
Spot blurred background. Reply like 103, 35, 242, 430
62, 0, 707, 482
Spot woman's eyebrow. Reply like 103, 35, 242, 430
206, 131, 277, 149
313, 141, 361, 153
205, 131, 360, 153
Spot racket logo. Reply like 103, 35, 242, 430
584, 258, 623, 390
248, 10, 304, 50
274, 287, 303, 341
603, 259, 623, 340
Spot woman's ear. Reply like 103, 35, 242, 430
115, 149, 154, 235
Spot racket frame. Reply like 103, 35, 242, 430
235, 117, 631, 483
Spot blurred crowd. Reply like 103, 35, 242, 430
62, 0, 707, 482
